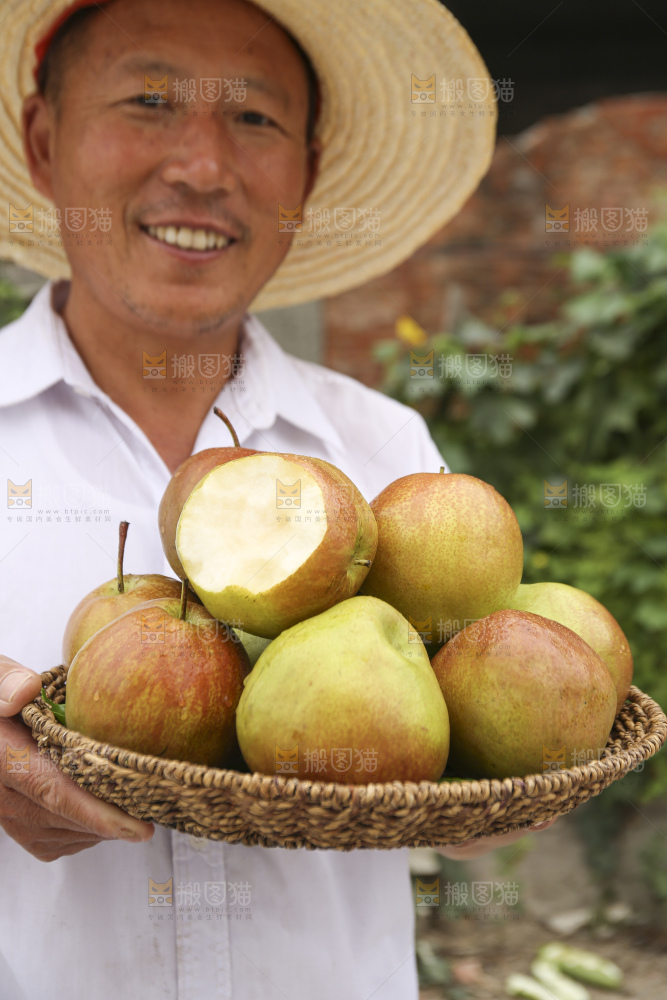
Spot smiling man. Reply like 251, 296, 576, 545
24, 0, 322, 470
0, 1, 550, 998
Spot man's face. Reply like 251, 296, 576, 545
28, 0, 318, 335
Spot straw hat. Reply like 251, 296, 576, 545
0, 0, 497, 310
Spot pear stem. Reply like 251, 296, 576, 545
354, 559, 372, 567
213, 406, 240, 447
439, 466, 445, 474
117, 521, 129, 594
179, 579, 188, 621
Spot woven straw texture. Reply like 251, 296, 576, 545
0, 0, 497, 309
22, 666, 667, 850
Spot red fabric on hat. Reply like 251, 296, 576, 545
33, 0, 112, 83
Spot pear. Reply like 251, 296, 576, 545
158, 408, 258, 578
176, 452, 378, 639
508, 582, 633, 714
236, 595, 449, 783
65, 584, 251, 767
231, 628, 272, 666
62, 521, 187, 667
431, 608, 617, 779
360, 472, 523, 648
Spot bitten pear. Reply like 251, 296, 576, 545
360, 472, 523, 648
158, 408, 258, 578
236, 595, 450, 784
507, 582, 632, 714
176, 452, 378, 639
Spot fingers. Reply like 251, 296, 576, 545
528, 818, 557, 832
0, 803, 106, 862
20, 766, 154, 841
436, 817, 558, 859
0, 656, 43, 716
0, 717, 154, 844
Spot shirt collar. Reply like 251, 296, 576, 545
0, 280, 344, 453
233, 313, 344, 453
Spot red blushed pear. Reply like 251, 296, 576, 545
65, 580, 251, 768
360, 471, 524, 651
431, 609, 617, 780
507, 582, 633, 715
158, 408, 258, 579
62, 520, 190, 667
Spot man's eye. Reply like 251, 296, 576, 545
238, 111, 274, 127
135, 94, 170, 107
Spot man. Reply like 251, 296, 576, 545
0, 1, 553, 996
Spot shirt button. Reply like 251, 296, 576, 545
72, 385, 92, 398
187, 835, 208, 851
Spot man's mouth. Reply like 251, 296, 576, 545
143, 224, 233, 251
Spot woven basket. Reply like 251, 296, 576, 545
21, 666, 667, 851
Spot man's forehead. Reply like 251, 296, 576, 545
104, 50, 295, 107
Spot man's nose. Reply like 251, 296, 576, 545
161, 110, 239, 194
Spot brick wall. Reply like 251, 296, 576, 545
324, 94, 667, 388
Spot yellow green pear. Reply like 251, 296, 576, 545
231, 628, 272, 666
507, 582, 633, 714
360, 472, 523, 647
236, 595, 450, 784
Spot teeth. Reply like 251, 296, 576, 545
176, 227, 192, 249
147, 224, 230, 250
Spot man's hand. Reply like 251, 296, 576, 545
0, 656, 154, 862
435, 819, 557, 860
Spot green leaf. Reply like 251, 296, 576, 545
41, 688, 67, 726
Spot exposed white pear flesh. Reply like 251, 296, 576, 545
180, 456, 326, 592
176, 452, 377, 638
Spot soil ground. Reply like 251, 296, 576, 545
418, 917, 667, 999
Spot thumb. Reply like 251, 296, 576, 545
0, 656, 43, 716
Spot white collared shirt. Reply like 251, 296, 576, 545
0, 282, 448, 1000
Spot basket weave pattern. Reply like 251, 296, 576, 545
21, 666, 667, 850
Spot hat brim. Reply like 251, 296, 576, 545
1, 0, 497, 310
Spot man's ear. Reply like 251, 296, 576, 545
302, 136, 322, 204
22, 93, 56, 203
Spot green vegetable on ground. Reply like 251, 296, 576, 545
505, 972, 556, 1000
531, 958, 590, 1000
539, 942, 623, 989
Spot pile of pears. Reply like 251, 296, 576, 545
62, 408, 631, 785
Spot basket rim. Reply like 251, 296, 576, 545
22, 665, 667, 808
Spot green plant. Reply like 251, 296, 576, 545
375, 207, 667, 803
0, 278, 31, 327
638, 831, 667, 923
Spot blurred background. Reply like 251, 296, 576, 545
2, 1, 666, 996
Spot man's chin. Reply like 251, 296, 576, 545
126, 286, 246, 334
